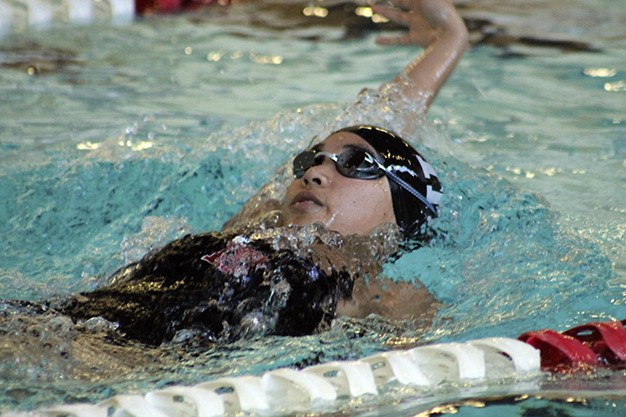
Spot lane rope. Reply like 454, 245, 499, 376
6, 318, 625, 417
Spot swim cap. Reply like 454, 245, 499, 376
335, 125, 443, 241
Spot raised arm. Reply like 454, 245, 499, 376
373, 0, 468, 108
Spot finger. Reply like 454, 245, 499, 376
379, 0, 416, 11
371, 4, 411, 26
377, 29, 438, 47
372, 4, 434, 30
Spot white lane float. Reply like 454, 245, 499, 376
3, 337, 543, 417
0, 0, 134, 36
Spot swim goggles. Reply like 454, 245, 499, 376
292, 148, 437, 215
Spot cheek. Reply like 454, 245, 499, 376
337, 181, 393, 219
282, 180, 297, 204
370, 188, 394, 219
368, 180, 391, 202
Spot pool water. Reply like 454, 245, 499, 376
0, 2, 625, 414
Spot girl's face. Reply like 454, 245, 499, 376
281, 132, 396, 236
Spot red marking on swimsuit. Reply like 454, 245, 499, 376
201, 240, 267, 277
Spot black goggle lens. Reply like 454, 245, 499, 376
293, 149, 382, 179
292, 150, 315, 178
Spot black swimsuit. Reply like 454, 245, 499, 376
57, 232, 354, 345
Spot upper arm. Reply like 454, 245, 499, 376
337, 276, 440, 324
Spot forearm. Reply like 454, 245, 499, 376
373, 0, 469, 109
397, 25, 468, 107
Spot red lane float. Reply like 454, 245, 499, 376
135, 0, 230, 15
519, 319, 626, 370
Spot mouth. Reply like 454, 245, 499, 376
291, 191, 323, 210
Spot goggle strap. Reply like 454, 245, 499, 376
383, 168, 437, 216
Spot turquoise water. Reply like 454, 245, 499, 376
0, 4, 625, 414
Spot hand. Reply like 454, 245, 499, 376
371, 0, 468, 108
372, 0, 466, 48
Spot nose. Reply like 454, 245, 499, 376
302, 160, 333, 187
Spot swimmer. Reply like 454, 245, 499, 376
56, 125, 445, 345
12, 0, 469, 347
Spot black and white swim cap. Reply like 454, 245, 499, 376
336, 125, 443, 241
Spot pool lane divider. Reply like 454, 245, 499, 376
0, 0, 134, 36
521, 319, 626, 369
3, 319, 625, 417
7, 337, 542, 417
0, 0, 228, 37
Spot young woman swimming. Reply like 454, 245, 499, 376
56, 124, 445, 345
15, 0, 469, 347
